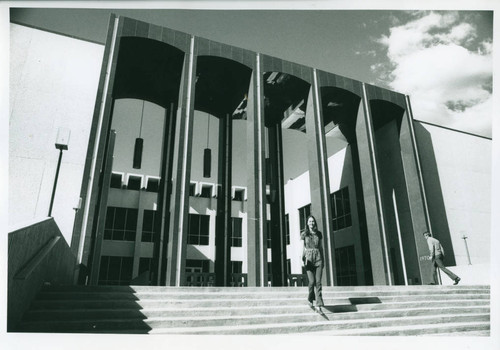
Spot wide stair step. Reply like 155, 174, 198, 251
16, 285, 490, 335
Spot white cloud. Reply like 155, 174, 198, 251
376, 12, 492, 137
445, 22, 476, 44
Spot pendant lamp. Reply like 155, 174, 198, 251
203, 113, 211, 178
133, 100, 145, 169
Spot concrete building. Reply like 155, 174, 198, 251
9, 15, 491, 289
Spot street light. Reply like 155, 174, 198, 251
461, 233, 472, 265
48, 127, 70, 217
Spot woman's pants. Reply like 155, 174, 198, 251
306, 264, 324, 307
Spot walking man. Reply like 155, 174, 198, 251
423, 231, 461, 285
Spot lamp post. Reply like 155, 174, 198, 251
48, 128, 70, 217
461, 233, 472, 265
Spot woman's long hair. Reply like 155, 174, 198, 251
303, 215, 318, 235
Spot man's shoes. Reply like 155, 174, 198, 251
454, 277, 461, 285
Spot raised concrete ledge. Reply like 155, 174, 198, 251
8, 216, 52, 234
8, 218, 76, 331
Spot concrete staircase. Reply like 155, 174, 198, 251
16, 285, 490, 335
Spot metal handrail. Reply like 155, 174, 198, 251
185, 272, 216, 286
182, 272, 309, 287
287, 274, 309, 286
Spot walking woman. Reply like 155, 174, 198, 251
301, 215, 325, 313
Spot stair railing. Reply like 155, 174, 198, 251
287, 274, 309, 286
230, 273, 247, 287
185, 272, 216, 286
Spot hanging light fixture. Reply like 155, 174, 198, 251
133, 100, 145, 169
203, 113, 211, 178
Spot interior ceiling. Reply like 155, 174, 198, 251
113, 37, 185, 109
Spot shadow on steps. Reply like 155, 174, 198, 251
324, 297, 382, 314
16, 286, 153, 334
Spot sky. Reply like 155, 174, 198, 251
7, 6, 494, 138
369, 11, 493, 138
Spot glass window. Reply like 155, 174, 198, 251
146, 177, 159, 192
110, 173, 122, 189
142, 210, 157, 243
200, 185, 212, 198
185, 259, 209, 273
298, 204, 311, 231
98, 256, 134, 285
114, 208, 126, 231
334, 245, 357, 286
231, 217, 243, 247
331, 187, 352, 230
125, 208, 138, 241
104, 207, 138, 241
127, 175, 142, 190
139, 258, 153, 275
104, 207, 115, 240
233, 189, 244, 201
189, 183, 196, 196
188, 214, 210, 246
231, 261, 243, 274
199, 215, 210, 245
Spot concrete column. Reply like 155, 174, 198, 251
215, 113, 233, 286
268, 125, 287, 286
165, 36, 197, 286
132, 192, 147, 279
246, 54, 267, 287
74, 15, 122, 269
401, 96, 434, 284
88, 131, 116, 285
303, 70, 335, 286
152, 104, 177, 286
355, 83, 392, 285
350, 143, 374, 285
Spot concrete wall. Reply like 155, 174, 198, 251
415, 122, 491, 267
284, 167, 311, 273
327, 144, 366, 285
9, 24, 104, 244
8, 218, 76, 331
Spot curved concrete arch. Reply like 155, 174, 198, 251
196, 37, 255, 70
113, 36, 185, 109
316, 70, 363, 97
120, 16, 191, 53
261, 55, 312, 84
